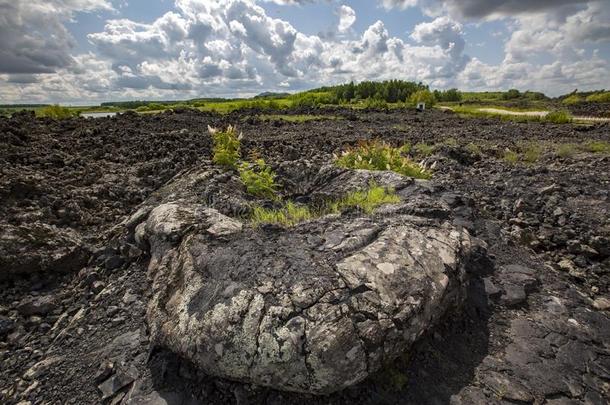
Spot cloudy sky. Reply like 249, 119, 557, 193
1, 0, 609, 104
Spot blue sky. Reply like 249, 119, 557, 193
1, 0, 609, 103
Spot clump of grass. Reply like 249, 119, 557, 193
556, 143, 578, 158
503, 149, 519, 164
466, 142, 482, 155
442, 137, 459, 147
39, 104, 76, 119
522, 143, 542, 164
250, 184, 400, 227
544, 110, 573, 124
413, 142, 436, 157
239, 158, 278, 199
251, 201, 313, 227
584, 140, 610, 154
336, 140, 430, 179
209, 125, 241, 168
329, 184, 400, 214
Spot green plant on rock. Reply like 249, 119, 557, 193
522, 143, 542, 164
250, 184, 400, 227
329, 184, 400, 214
466, 142, 482, 156
584, 140, 610, 154
503, 149, 519, 164
413, 142, 436, 157
239, 158, 278, 199
336, 140, 430, 179
251, 201, 313, 227
210, 125, 241, 168
556, 143, 578, 158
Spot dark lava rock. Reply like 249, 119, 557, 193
17, 295, 57, 316
131, 165, 488, 395
0, 223, 88, 279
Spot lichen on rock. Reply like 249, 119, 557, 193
130, 163, 487, 395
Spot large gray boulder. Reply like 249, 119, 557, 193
131, 163, 486, 395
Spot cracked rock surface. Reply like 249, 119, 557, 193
134, 166, 485, 394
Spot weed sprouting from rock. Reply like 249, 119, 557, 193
251, 201, 314, 227
584, 140, 610, 154
413, 143, 436, 158
209, 125, 241, 168
250, 184, 400, 227
328, 184, 400, 214
238, 159, 278, 199
556, 143, 578, 158
336, 140, 430, 179
522, 143, 542, 164
503, 149, 519, 164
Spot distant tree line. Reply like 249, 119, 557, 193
313, 80, 429, 103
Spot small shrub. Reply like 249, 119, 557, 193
562, 95, 582, 105
466, 142, 482, 155
556, 143, 578, 158
363, 98, 389, 110
585, 92, 610, 103
584, 140, 610, 154
503, 149, 518, 164
544, 110, 573, 124
329, 184, 400, 214
409, 89, 436, 107
336, 140, 430, 179
413, 142, 435, 157
442, 137, 458, 147
210, 125, 241, 168
239, 159, 278, 199
39, 104, 76, 119
522, 143, 542, 164
251, 201, 313, 227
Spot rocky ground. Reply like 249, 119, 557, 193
0, 108, 608, 404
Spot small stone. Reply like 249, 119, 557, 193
592, 298, 610, 311
557, 258, 576, 272
483, 278, 502, 299
97, 367, 137, 400
23, 356, 64, 380
122, 291, 137, 305
104, 255, 124, 270
538, 184, 561, 195
481, 371, 533, 403
501, 284, 527, 308
17, 296, 56, 316
94, 361, 114, 384
0, 316, 15, 338
91, 280, 106, 294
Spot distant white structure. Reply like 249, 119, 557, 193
417, 102, 426, 112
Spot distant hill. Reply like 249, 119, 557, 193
254, 92, 291, 99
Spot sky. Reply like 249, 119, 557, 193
1, 0, 609, 104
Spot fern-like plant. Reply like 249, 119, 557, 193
239, 158, 278, 199
209, 125, 241, 168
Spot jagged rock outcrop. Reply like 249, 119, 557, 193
124, 164, 488, 395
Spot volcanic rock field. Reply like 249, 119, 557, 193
1, 108, 609, 404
